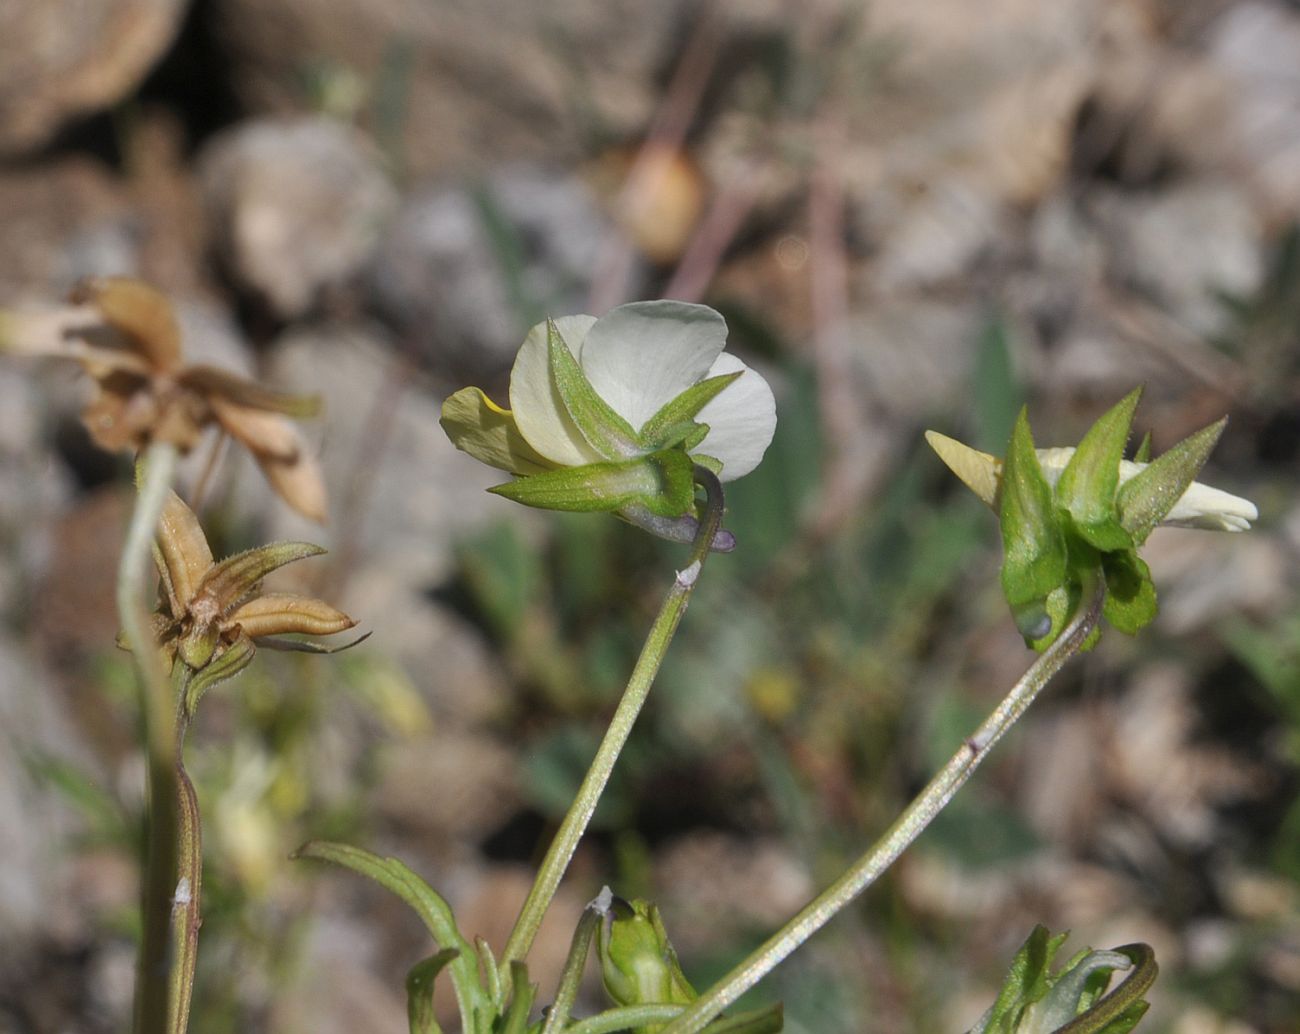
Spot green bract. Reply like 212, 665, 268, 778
927, 389, 1257, 649
441, 301, 776, 543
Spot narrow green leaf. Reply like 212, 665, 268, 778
999, 409, 1068, 644
1101, 551, 1158, 635
498, 961, 537, 1034
407, 950, 459, 1034
638, 371, 742, 450
1132, 431, 1152, 464
970, 925, 1069, 1034
702, 1002, 784, 1033
1055, 388, 1141, 551
294, 841, 489, 1025
548, 319, 641, 459
1117, 418, 1226, 545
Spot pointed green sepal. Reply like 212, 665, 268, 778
197, 541, 327, 613
548, 319, 641, 459
1101, 550, 1158, 635
999, 409, 1068, 640
184, 633, 257, 718
1055, 387, 1141, 552
407, 949, 460, 1034
1117, 418, 1226, 545
638, 370, 742, 450
1132, 431, 1152, 464
490, 450, 696, 517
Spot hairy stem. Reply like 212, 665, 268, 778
499, 469, 725, 981
122, 443, 180, 1034
661, 587, 1105, 1034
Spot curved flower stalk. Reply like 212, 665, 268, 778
0, 277, 328, 521
926, 388, 1258, 649
441, 300, 776, 547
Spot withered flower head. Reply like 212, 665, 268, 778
148, 487, 362, 712
0, 277, 328, 522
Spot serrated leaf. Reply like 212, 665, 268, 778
1117, 418, 1226, 545
1055, 388, 1140, 551
638, 371, 742, 450
999, 409, 1068, 641
548, 319, 641, 459
1101, 551, 1158, 635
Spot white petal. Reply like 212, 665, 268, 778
692, 353, 777, 481
580, 301, 727, 430
509, 314, 603, 467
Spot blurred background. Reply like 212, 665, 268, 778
0, 0, 1297, 1031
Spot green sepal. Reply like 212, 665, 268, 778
184, 633, 257, 718
599, 898, 696, 1033
1100, 550, 1157, 635
1055, 387, 1140, 552
407, 950, 460, 1034
198, 541, 327, 612
490, 450, 695, 517
638, 370, 742, 450
999, 409, 1068, 638
1132, 431, 1152, 464
1117, 418, 1226, 545
548, 319, 642, 460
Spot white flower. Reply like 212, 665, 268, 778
925, 433, 1257, 533
443, 300, 777, 482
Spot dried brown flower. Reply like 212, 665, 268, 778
0, 277, 328, 521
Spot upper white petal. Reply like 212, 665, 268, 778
509, 314, 603, 467
580, 301, 727, 430
1038, 448, 1256, 532
692, 353, 777, 481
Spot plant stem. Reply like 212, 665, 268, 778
499, 469, 725, 979
661, 587, 1105, 1034
120, 443, 180, 1034
538, 898, 603, 1034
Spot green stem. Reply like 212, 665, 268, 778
661, 586, 1105, 1034
565, 1005, 683, 1034
121, 443, 180, 1034
169, 668, 202, 1034
499, 469, 725, 980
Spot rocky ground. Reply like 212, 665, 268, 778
1, 1, 1298, 1032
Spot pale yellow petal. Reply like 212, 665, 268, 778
440, 386, 554, 476
924, 431, 1001, 507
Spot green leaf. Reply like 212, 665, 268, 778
1055, 388, 1141, 552
407, 950, 459, 1034
1101, 551, 1158, 635
638, 371, 742, 450
1132, 431, 1152, 464
490, 451, 695, 517
294, 841, 490, 1027
497, 961, 537, 1034
548, 319, 642, 459
999, 409, 1068, 644
1117, 418, 1226, 545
